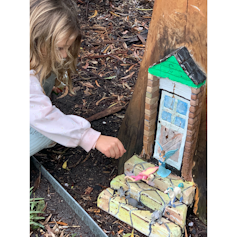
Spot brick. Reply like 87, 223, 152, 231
145, 108, 157, 117
183, 151, 191, 158
145, 111, 157, 121
145, 101, 158, 110
189, 111, 196, 119
147, 79, 159, 87
184, 141, 192, 148
143, 142, 153, 155
145, 96, 158, 105
144, 123, 156, 132
184, 146, 193, 153
187, 120, 198, 130
148, 73, 156, 81
186, 134, 196, 142
184, 140, 195, 149
144, 129, 155, 137
189, 105, 198, 113
143, 134, 155, 143
183, 153, 191, 161
200, 84, 205, 92
190, 99, 199, 106
191, 87, 201, 94
146, 89, 159, 99
146, 85, 159, 93
187, 129, 195, 136
198, 91, 204, 99
191, 94, 198, 100
188, 117, 198, 125
144, 118, 156, 126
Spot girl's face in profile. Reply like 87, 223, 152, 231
56, 35, 76, 59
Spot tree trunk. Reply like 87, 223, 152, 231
118, 0, 207, 224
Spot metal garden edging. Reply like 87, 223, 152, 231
31, 156, 108, 237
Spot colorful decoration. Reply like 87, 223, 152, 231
164, 183, 184, 208
156, 141, 178, 178
124, 166, 159, 184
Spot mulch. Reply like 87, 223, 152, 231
30, 0, 207, 236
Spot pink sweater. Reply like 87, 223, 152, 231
30, 70, 101, 152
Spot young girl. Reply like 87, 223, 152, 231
30, 0, 126, 159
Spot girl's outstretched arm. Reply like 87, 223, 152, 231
30, 70, 125, 158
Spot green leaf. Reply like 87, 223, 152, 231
103, 76, 116, 79
71, 234, 76, 237
30, 197, 45, 201
30, 210, 44, 214
30, 221, 45, 229
123, 234, 132, 237
32, 216, 45, 220
36, 200, 45, 212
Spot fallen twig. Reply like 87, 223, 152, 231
86, 104, 125, 122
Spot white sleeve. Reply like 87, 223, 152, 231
30, 71, 101, 152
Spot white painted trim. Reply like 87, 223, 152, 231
159, 78, 192, 100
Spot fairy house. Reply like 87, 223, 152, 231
142, 46, 206, 181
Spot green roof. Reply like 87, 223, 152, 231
148, 56, 206, 88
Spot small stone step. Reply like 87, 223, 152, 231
97, 188, 182, 237
110, 174, 187, 229
124, 155, 196, 205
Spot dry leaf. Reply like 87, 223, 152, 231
87, 207, 100, 213
122, 30, 128, 35
103, 45, 111, 53
84, 88, 91, 96
120, 71, 135, 80
126, 65, 135, 73
45, 225, 56, 237
62, 160, 70, 171
137, 34, 146, 45
109, 11, 120, 17
118, 229, 124, 234
82, 60, 89, 69
57, 86, 69, 99
122, 42, 128, 49
33, 171, 41, 192
55, 221, 68, 226
84, 187, 93, 195
72, 86, 81, 93
88, 10, 98, 19
95, 80, 101, 87
80, 81, 94, 88
193, 185, 199, 214
96, 96, 109, 106
81, 195, 91, 201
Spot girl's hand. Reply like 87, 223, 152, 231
95, 135, 126, 159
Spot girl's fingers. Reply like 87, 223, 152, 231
109, 147, 116, 159
117, 140, 126, 157
113, 145, 120, 159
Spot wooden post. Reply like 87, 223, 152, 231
118, 0, 207, 224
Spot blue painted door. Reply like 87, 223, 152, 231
153, 90, 190, 170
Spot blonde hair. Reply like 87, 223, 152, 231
30, 0, 81, 93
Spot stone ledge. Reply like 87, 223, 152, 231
124, 155, 196, 205
97, 188, 182, 237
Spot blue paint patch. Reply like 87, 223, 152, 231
174, 116, 186, 129
161, 111, 172, 122
176, 100, 188, 115
164, 95, 175, 110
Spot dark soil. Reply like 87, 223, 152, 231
30, 0, 207, 236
